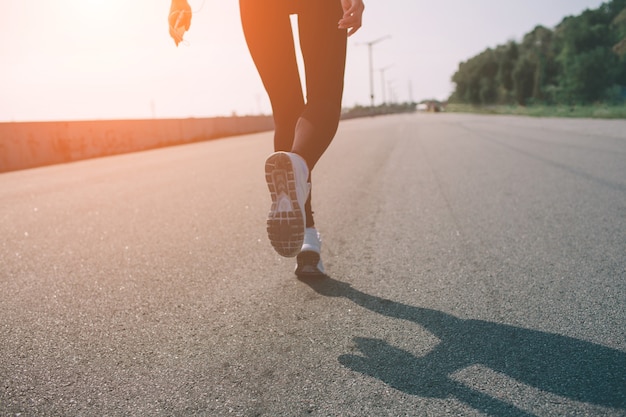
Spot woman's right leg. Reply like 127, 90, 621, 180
292, 0, 347, 170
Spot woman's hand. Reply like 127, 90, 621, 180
169, 0, 192, 46
338, 0, 364, 37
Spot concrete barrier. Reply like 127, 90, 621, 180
0, 116, 274, 173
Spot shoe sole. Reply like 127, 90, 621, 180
265, 152, 305, 258
295, 250, 324, 277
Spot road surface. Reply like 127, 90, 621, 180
1, 113, 625, 416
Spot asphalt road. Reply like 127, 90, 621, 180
1, 113, 625, 416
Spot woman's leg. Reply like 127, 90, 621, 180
240, 0, 346, 240
240, 0, 317, 229
294, 0, 347, 230
239, 0, 303, 155
239, 0, 347, 169
293, 0, 347, 169
240, 0, 313, 256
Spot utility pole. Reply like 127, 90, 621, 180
379, 65, 393, 105
359, 35, 391, 108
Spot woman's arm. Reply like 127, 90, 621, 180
338, 0, 365, 37
169, 0, 192, 46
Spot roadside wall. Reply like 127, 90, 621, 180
0, 116, 274, 173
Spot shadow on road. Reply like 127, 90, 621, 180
298, 275, 626, 416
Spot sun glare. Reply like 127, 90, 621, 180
1, 0, 161, 121
78, 0, 115, 12
73, 0, 121, 23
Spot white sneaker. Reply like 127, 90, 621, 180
295, 227, 325, 277
265, 151, 310, 257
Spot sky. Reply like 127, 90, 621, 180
0, 0, 608, 122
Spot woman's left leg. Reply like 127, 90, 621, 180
240, 0, 311, 257
239, 0, 304, 155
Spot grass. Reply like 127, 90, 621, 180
445, 103, 626, 119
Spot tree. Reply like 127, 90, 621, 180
450, 0, 626, 106
555, 5, 622, 103
496, 41, 518, 103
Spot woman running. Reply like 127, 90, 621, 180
169, 0, 365, 277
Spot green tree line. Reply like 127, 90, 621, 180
450, 0, 626, 106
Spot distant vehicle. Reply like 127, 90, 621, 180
417, 101, 444, 112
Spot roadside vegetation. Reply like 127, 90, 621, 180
341, 102, 417, 119
448, 0, 626, 118
445, 103, 626, 119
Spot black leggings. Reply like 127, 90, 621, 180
240, 0, 347, 227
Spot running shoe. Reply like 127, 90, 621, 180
295, 227, 325, 277
265, 151, 309, 257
